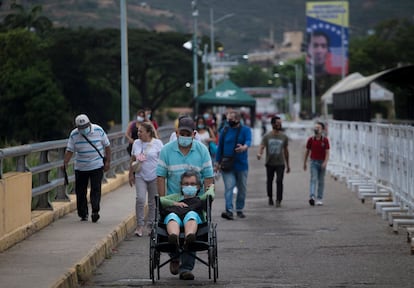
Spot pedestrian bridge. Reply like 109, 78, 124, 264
0, 121, 413, 287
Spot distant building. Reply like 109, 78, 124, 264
247, 31, 304, 67
277, 31, 303, 62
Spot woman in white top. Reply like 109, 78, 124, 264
195, 115, 216, 157
128, 122, 164, 236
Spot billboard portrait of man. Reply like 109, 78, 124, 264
307, 30, 330, 77
306, 1, 349, 78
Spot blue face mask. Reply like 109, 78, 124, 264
178, 136, 193, 147
197, 124, 205, 129
182, 185, 198, 196
79, 126, 91, 135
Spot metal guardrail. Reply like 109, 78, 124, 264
327, 120, 414, 214
0, 126, 174, 211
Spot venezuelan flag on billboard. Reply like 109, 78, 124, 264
306, 1, 349, 77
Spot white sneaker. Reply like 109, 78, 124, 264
135, 226, 143, 237
316, 200, 323, 206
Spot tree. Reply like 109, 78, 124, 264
128, 30, 193, 113
48, 28, 121, 128
3, 3, 52, 35
228, 64, 270, 87
0, 29, 70, 143
349, 18, 414, 75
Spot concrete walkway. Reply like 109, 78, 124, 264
1, 139, 414, 288
0, 173, 136, 288
83, 140, 414, 288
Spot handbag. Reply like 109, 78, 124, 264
220, 156, 234, 171
81, 134, 107, 166
131, 140, 153, 173
131, 160, 142, 173
218, 127, 241, 172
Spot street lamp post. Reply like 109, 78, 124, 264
274, 73, 293, 119
192, 0, 198, 115
120, 0, 130, 132
310, 30, 316, 116
279, 62, 302, 120
209, 8, 234, 88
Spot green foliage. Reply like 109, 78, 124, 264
3, 3, 52, 35
127, 30, 193, 112
0, 29, 70, 143
229, 64, 270, 87
349, 18, 414, 75
47, 28, 121, 128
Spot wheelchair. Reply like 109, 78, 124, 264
149, 194, 218, 283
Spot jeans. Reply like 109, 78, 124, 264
309, 160, 326, 200
169, 250, 195, 273
134, 177, 157, 227
180, 251, 195, 273
266, 165, 285, 202
75, 168, 104, 218
222, 170, 248, 213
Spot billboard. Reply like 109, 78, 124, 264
306, 1, 349, 77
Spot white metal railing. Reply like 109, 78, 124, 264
327, 120, 414, 214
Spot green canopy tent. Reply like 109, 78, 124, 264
195, 80, 257, 126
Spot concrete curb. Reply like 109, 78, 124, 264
51, 213, 136, 288
0, 172, 129, 253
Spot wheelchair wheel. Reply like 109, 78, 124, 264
149, 235, 156, 283
212, 224, 218, 282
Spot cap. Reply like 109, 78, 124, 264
75, 114, 90, 129
178, 116, 194, 132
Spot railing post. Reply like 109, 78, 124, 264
55, 147, 71, 201
35, 151, 53, 210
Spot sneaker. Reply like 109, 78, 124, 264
221, 211, 234, 220
91, 213, 100, 223
135, 226, 143, 237
146, 224, 153, 236
268, 198, 274, 206
179, 271, 195, 280
316, 200, 323, 206
275, 201, 281, 208
80, 216, 88, 222
183, 233, 196, 250
168, 233, 179, 250
169, 259, 180, 275
237, 211, 246, 218
309, 198, 315, 206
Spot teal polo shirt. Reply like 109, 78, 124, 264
157, 140, 214, 195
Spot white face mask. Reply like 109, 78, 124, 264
79, 126, 91, 135
137, 116, 144, 122
178, 136, 193, 147
182, 185, 198, 196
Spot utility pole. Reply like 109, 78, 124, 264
341, 0, 347, 79
210, 8, 214, 89
209, 8, 234, 89
310, 30, 316, 116
192, 0, 198, 115
120, 0, 130, 132
204, 44, 208, 92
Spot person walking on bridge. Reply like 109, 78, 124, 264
63, 114, 111, 222
257, 116, 290, 207
303, 122, 330, 206
215, 110, 251, 220
128, 122, 163, 237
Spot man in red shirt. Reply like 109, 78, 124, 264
303, 122, 330, 206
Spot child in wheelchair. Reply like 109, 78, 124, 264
160, 170, 215, 251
